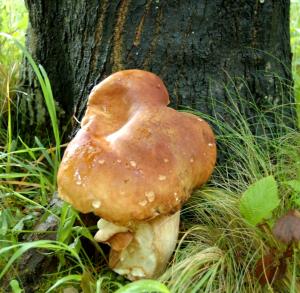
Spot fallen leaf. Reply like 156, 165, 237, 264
273, 210, 300, 244
255, 250, 287, 286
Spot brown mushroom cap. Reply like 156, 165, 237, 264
57, 70, 216, 225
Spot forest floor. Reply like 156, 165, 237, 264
0, 1, 300, 292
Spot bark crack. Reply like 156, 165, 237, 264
133, 0, 152, 47
112, 0, 131, 72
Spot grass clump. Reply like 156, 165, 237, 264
157, 89, 300, 292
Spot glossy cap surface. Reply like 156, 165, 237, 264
57, 70, 216, 225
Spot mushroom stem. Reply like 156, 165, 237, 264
94, 211, 180, 280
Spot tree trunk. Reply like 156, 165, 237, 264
22, 0, 294, 139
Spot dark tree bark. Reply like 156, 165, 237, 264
22, 0, 294, 139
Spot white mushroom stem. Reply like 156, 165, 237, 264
94, 211, 180, 280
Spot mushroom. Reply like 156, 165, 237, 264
57, 70, 216, 280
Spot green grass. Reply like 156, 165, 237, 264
0, 0, 27, 118
159, 98, 300, 292
291, 0, 300, 125
0, 1, 300, 292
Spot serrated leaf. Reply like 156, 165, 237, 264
239, 176, 280, 226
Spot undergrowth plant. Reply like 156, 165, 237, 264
2, 55, 299, 292
0, 2, 300, 292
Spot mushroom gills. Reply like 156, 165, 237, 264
94, 211, 180, 280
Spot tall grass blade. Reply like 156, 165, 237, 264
0, 32, 61, 183
45, 275, 82, 293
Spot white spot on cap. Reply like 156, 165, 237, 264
74, 170, 82, 185
164, 158, 169, 163
98, 159, 105, 164
139, 200, 148, 206
208, 143, 214, 147
197, 118, 203, 122
88, 146, 95, 152
145, 191, 155, 202
117, 159, 122, 163
158, 175, 167, 181
92, 200, 101, 209
131, 267, 146, 277
130, 161, 137, 167
174, 192, 179, 201
190, 158, 194, 163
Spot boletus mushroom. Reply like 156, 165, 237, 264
57, 70, 216, 280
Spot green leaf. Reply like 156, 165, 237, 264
239, 176, 280, 226
57, 203, 77, 244
285, 180, 300, 192
284, 180, 300, 207
13, 215, 33, 232
10, 279, 22, 293
114, 280, 170, 293
69, 237, 82, 254
292, 194, 300, 207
